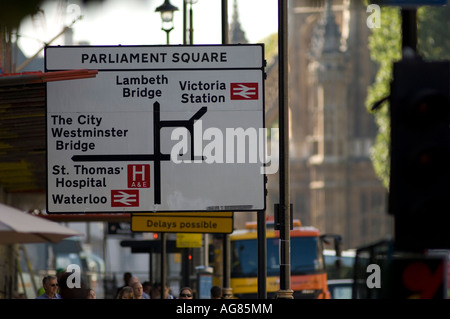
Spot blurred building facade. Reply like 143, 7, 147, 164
264, 0, 393, 249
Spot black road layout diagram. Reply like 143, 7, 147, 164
71, 101, 207, 205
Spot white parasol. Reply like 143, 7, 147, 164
0, 203, 82, 244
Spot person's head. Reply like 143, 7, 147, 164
86, 288, 96, 299
154, 282, 171, 298
142, 281, 151, 295
127, 276, 139, 287
57, 271, 87, 299
42, 275, 59, 298
117, 286, 135, 299
179, 287, 193, 299
210, 286, 222, 299
162, 284, 171, 298
131, 281, 144, 299
123, 272, 132, 285
150, 283, 160, 298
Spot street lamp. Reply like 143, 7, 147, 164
155, 0, 179, 44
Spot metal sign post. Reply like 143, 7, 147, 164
276, 0, 292, 299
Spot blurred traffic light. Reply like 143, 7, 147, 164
391, 257, 447, 299
389, 59, 450, 251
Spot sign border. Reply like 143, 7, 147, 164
45, 44, 267, 214
131, 213, 234, 234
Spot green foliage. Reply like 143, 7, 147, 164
366, 5, 450, 189
417, 6, 450, 60
260, 33, 278, 65
366, 7, 401, 189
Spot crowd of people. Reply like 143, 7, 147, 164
35, 274, 96, 299
34, 271, 224, 300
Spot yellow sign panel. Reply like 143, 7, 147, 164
176, 233, 202, 248
133, 212, 233, 217
131, 214, 233, 234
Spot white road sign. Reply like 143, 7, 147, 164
45, 45, 266, 213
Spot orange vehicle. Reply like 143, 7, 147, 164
227, 219, 339, 299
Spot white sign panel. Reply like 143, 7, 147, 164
46, 45, 266, 213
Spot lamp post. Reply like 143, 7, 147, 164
183, 0, 199, 44
155, 0, 179, 44
154, 2, 178, 297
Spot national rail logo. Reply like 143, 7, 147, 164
230, 83, 259, 100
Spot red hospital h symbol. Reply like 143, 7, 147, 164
128, 164, 150, 188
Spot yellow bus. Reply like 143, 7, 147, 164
227, 219, 336, 299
